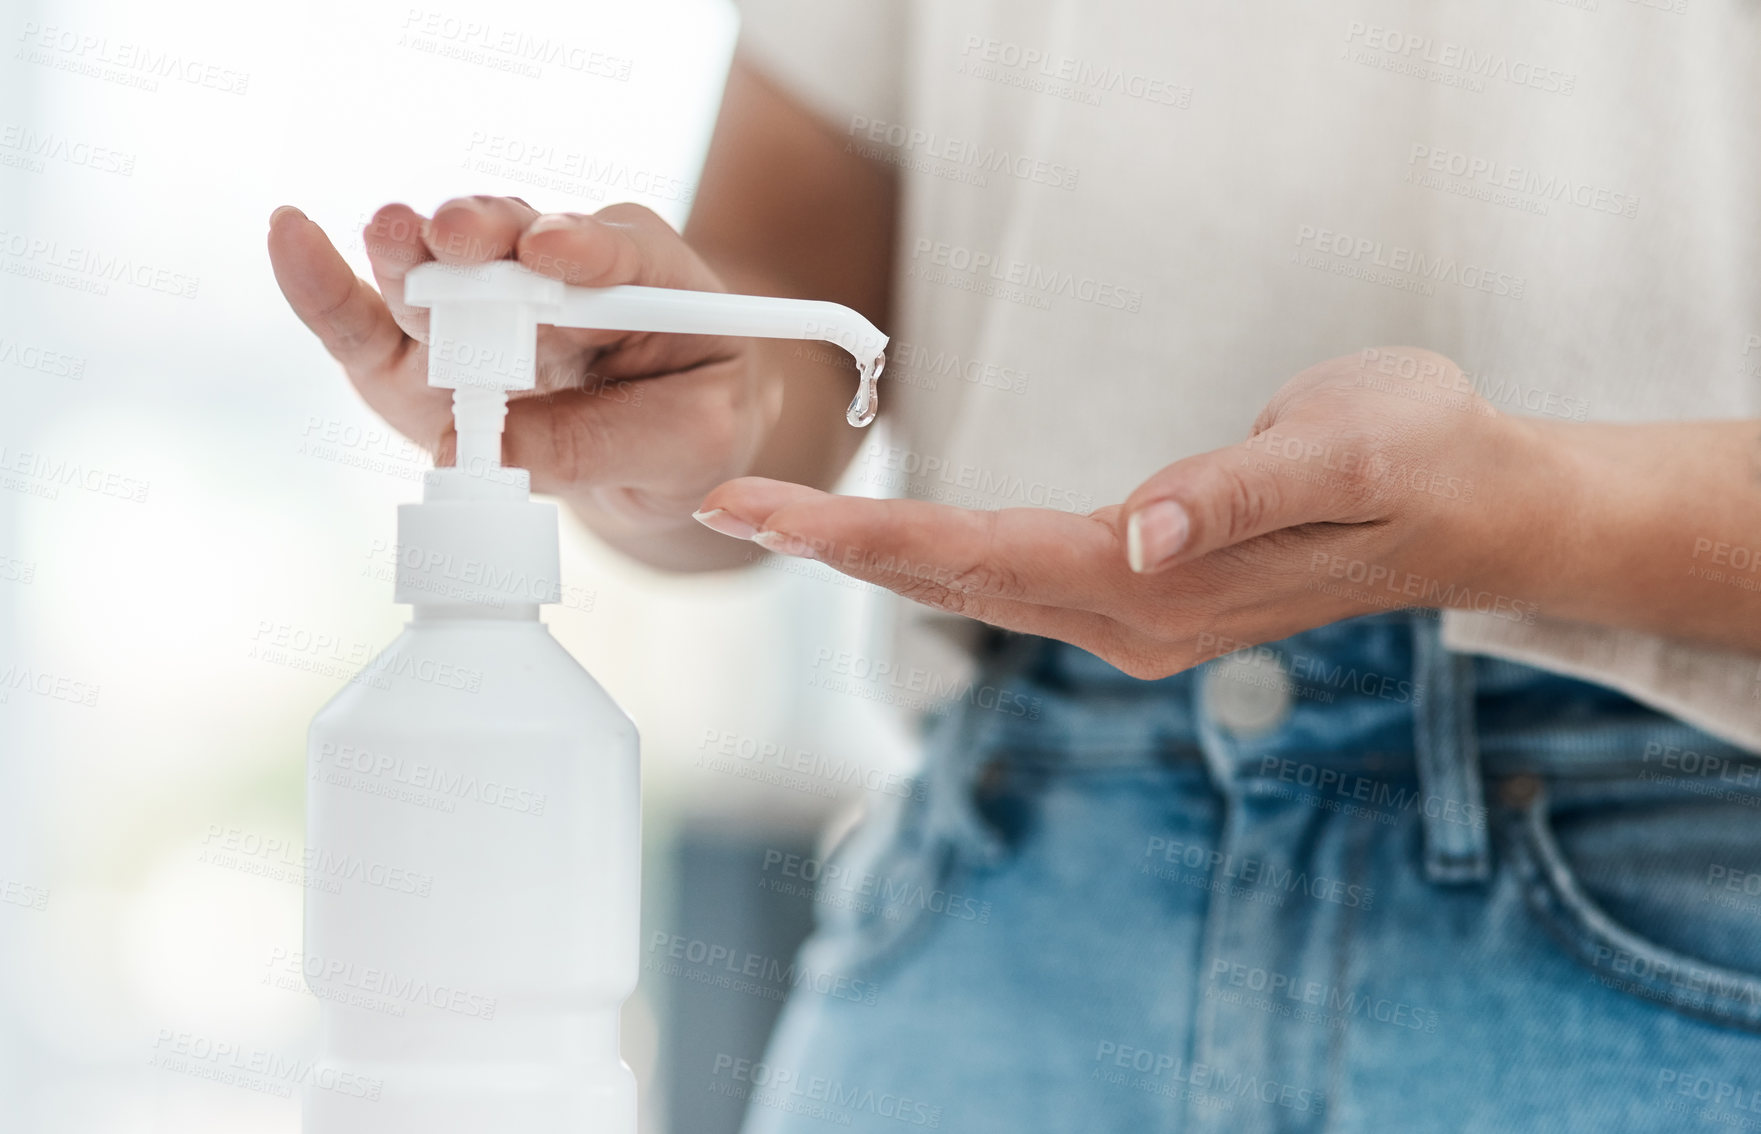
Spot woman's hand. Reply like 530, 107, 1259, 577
267, 197, 776, 532
694, 347, 1577, 677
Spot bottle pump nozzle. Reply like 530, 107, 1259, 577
391, 261, 889, 609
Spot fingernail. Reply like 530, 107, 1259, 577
752, 530, 819, 560
431, 197, 486, 223
269, 204, 306, 228
1127, 500, 1190, 573
692, 508, 757, 540
525, 212, 576, 236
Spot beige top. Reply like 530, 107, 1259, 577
736, 0, 1761, 750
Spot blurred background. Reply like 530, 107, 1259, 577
0, 0, 917, 1129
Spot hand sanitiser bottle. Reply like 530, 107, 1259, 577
304, 260, 887, 1133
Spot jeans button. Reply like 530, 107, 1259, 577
1499, 774, 1543, 808
1202, 653, 1294, 737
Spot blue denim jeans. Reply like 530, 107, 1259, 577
741, 613, 1761, 1134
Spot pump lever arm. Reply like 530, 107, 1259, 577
404, 261, 886, 380
551, 284, 886, 366
404, 260, 889, 432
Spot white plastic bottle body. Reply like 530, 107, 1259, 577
303, 614, 639, 1133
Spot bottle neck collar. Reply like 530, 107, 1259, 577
410, 604, 540, 622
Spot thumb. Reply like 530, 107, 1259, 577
1119, 428, 1382, 574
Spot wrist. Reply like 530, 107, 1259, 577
1470, 413, 1603, 621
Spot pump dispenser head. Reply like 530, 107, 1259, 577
390, 261, 889, 609
404, 259, 891, 443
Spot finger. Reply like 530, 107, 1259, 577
371, 200, 622, 389
872, 581, 1122, 650
512, 203, 736, 372
693, 479, 821, 540
422, 194, 540, 264
516, 202, 715, 291
702, 480, 1124, 643
698, 479, 1125, 612
502, 361, 752, 495
1119, 431, 1383, 575
268, 205, 416, 381
363, 202, 436, 340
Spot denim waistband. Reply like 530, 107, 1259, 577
942, 613, 1749, 778
916, 613, 1761, 884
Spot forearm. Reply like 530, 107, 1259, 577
1509, 417, 1761, 651
564, 56, 894, 574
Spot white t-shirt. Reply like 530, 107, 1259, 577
736, 0, 1761, 748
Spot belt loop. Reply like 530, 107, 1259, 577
1413, 613, 1491, 883
918, 632, 1045, 868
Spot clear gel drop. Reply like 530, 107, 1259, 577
846, 351, 887, 428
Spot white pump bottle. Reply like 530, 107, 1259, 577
304, 260, 887, 1133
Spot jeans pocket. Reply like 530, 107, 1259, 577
1499, 774, 1761, 1032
